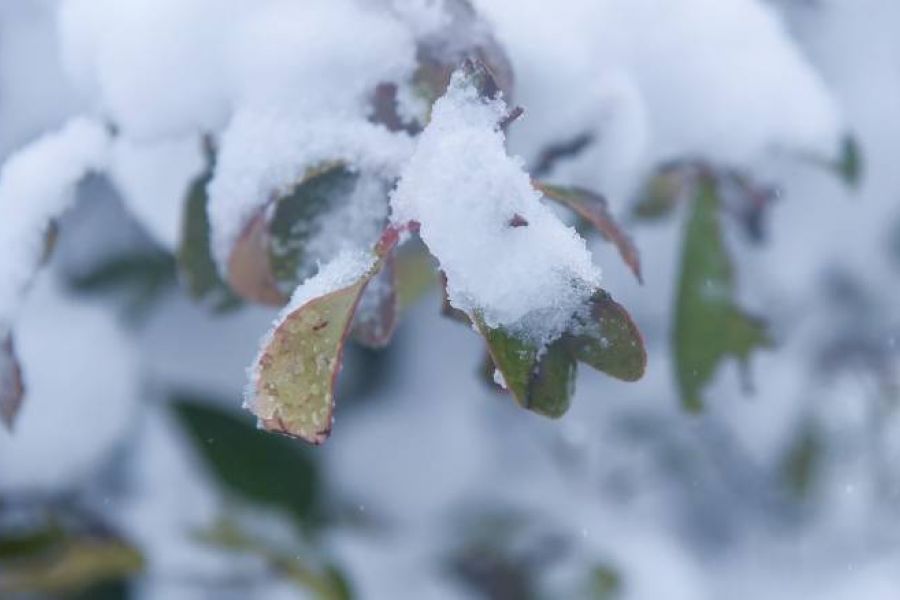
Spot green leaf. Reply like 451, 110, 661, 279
394, 239, 438, 312
566, 290, 647, 382
0, 334, 24, 431
66, 249, 177, 321
588, 564, 623, 600
475, 318, 576, 418
172, 395, 321, 526
268, 165, 359, 294
779, 424, 823, 499
836, 135, 863, 189
535, 181, 643, 283
196, 519, 353, 600
632, 164, 689, 221
248, 229, 400, 444
674, 175, 770, 412
0, 534, 142, 596
176, 162, 241, 311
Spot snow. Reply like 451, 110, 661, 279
0, 117, 110, 336
0, 274, 138, 491
474, 0, 842, 197
208, 111, 413, 273
108, 135, 205, 251
391, 70, 601, 344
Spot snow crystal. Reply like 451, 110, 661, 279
208, 111, 413, 273
244, 249, 376, 410
0, 117, 110, 335
390, 71, 601, 345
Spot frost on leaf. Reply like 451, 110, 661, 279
674, 175, 771, 412
246, 230, 400, 444
535, 181, 643, 284
0, 335, 24, 431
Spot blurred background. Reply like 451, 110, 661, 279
2, 0, 900, 598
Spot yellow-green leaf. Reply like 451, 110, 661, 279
248, 230, 400, 444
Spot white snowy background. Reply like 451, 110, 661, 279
1, 0, 900, 598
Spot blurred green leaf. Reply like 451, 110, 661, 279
66, 249, 177, 321
197, 519, 353, 600
674, 176, 770, 411
632, 165, 689, 222
0, 334, 24, 432
173, 396, 321, 526
0, 535, 142, 596
835, 135, 863, 189
588, 564, 623, 600
779, 424, 823, 499
176, 162, 241, 311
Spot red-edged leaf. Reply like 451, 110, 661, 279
352, 250, 398, 348
535, 181, 643, 284
1, 334, 24, 431
247, 229, 401, 444
228, 210, 286, 307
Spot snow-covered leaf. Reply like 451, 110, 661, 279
246, 229, 400, 444
413, 3, 514, 111
535, 181, 643, 283
177, 156, 241, 310
268, 164, 359, 293
566, 290, 647, 382
674, 175, 771, 411
391, 64, 600, 347
0, 335, 24, 431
